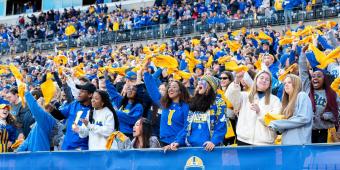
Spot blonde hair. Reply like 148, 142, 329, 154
281, 74, 302, 119
248, 70, 272, 105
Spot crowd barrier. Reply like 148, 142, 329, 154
8, 3, 339, 55
1, 144, 340, 170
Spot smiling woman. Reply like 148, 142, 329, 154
143, 59, 190, 147
226, 70, 282, 146
299, 49, 339, 144
73, 90, 119, 151
0, 104, 18, 153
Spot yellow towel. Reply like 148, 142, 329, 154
106, 131, 128, 150
264, 113, 285, 126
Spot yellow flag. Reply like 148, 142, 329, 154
327, 127, 337, 143
330, 78, 340, 96
53, 55, 68, 65
275, 135, 282, 145
279, 38, 294, 46
254, 57, 262, 70
225, 120, 235, 139
274, 0, 284, 10
191, 39, 200, 46
143, 46, 152, 55
205, 55, 213, 68
264, 113, 285, 126
40, 73, 56, 106
73, 63, 85, 78
309, 43, 335, 69
107, 66, 129, 76
258, 31, 273, 43
177, 70, 192, 80
184, 50, 201, 73
65, 24, 76, 36
218, 56, 232, 64
225, 61, 248, 72
9, 64, 23, 81
298, 35, 313, 45
151, 55, 178, 69
278, 63, 298, 81
18, 82, 26, 108
326, 47, 340, 60
106, 131, 128, 150
225, 40, 241, 53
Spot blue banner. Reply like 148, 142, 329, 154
0, 0, 5, 16
1, 144, 340, 170
42, 0, 82, 11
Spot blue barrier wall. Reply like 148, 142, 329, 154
1, 144, 340, 170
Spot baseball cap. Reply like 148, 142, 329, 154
0, 104, 10, 110
76, 83, 96, 93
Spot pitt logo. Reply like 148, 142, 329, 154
184, 156, 205, 170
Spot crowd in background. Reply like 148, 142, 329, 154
0, 17, 339, 153
1, 0, 337, 55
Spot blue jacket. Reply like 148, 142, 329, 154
317, 35, 334, 50
175, 95, 227, 147
59, 101, 90, 150
17, 92, 57, 152
144, 72, 189, 144
105, 80, 143, 134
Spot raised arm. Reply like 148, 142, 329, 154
298, 51, 311, 93
25, 91, 56, 132
105, 79, 123, 108
143, 72, 161, 107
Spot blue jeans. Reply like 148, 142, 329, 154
284, 9, 292, 27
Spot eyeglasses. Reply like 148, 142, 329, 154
220, 77, 229, 80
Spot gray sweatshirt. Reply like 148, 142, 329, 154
299, 52, 338, 130
269, 92, 313, 145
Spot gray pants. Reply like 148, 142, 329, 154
284, 9, 293, 27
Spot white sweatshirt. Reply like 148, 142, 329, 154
226, 82, 282, 145
79, 107, 115, 150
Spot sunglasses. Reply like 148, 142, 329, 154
220, 77, 229, 80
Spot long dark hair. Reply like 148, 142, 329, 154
133, 118, 152, 148
160, 81, 190, 108
5, 111, 19, 128
89, 90, 119, 131
120, 84, 142, 110
309, 73, 339, 129
189, 86, 216, 112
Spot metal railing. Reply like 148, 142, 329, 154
6, 4, 340, 54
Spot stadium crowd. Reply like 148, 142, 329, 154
1, 0, 334, 54
0, 16, 339, 152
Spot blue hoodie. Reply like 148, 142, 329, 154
17, 92, 56, 152
144, 72, 189, 144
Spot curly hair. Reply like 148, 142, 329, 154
189, 87, 216, 113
